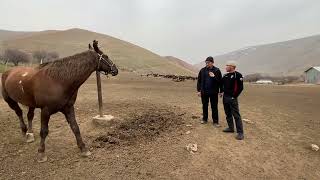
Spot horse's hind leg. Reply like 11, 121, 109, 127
4, 97, 27, 136
26, 107, 35, 143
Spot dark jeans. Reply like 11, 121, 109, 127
223, 96, 244, 134
201, 93, 219, 124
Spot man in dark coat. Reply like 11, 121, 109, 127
220, 61, 244, 140
197, 56, 222, 127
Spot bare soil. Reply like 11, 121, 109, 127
0, 72, 319, 179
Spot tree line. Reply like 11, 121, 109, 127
0, 48, 59, 66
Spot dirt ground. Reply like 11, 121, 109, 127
0, 72, 319, 180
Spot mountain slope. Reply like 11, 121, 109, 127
194, 34, 320, 76
1, 28, 194, 75
0, 30, 34, 42
163, 56, 197, 74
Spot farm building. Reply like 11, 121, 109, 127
305, 66, 320, 84
255, 80, 273, 84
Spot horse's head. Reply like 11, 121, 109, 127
89, 40, 118, 76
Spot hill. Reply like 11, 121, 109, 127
0, 30, 34, 42
163, 56, 197, 74
0, 28, 194, 75
194, 34, 320, 76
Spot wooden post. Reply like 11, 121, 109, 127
92, 70, 116, 126
96, 71, 103, 117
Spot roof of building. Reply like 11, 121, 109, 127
305, 66, 320, 72
256, 80, 273, 83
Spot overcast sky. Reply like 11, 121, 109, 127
1, 0, 319, 64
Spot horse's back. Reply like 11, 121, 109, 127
4, 67, 36, 89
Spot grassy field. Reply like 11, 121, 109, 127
0, 63, 10, 73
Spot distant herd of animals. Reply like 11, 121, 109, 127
141, 73, 198, 82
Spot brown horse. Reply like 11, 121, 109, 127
1, 40, 118, 162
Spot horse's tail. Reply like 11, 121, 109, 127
1, 70, 10, 99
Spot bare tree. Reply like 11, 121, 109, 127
4, 49, 30, 66
0, 53, 6, 64
46, 51, 59, 62
244, 73, 263, 82
32, 50, 59, 63
32, 50, 47, 64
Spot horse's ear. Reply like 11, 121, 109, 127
93, 40, 103, 54
88, 44, 93, 50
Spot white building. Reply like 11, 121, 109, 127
255, 80, 273, 84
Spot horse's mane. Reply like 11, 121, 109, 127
37, 50, 97, 82
37, 51, 92, 69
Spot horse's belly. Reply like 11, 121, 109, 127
32, 78, 66, 108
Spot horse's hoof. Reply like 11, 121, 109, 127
26, 133, 35, 143
81, 150, 92, 157
37, 153, 47, 163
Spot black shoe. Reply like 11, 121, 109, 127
200, 120, 208, 124
223, 128, 234, 133
236, 133, 244, 140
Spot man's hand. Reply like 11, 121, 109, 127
209, 72, 215, 77
197, 92, 201, 97
219, 92, 224, 98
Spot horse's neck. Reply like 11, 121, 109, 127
42, 51, 98, 91
66, 58, 97, 90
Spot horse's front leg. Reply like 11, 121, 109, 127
62, 105, 91, 157
37, 107, 50, 163
26, 107, 35, 143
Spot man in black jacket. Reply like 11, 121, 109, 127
220, 61, 244, 140
197, 56, 222, 127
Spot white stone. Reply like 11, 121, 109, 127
186, 143, 198, 153
311, 144, 319, 151
93, 115, 114, 120
243, 119, 253, 124
92, 115, 118, 127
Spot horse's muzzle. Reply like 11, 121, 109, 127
110, 67, 118, 76
111, 70, 118, 76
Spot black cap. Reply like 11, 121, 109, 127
205, 56, 214, 63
